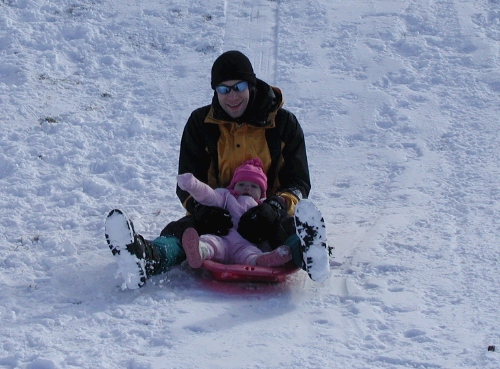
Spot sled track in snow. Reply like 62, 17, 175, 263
220, 0, 279, 84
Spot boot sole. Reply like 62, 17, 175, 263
182, 228, 203, 268
294, 200, 330, 282
255, 245, 292, 267
105, 209, 146, 289
105, 209, 135, 255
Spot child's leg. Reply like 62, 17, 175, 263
253, 245, 292, 267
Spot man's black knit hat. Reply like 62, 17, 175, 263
211, 50, 257, 89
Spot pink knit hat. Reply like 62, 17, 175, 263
228, 158, 267, 198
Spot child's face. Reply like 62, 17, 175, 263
233, 181, 262, 201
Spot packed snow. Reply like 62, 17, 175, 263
1, 0, 500, 368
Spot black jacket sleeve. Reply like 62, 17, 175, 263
176, 106, 213, 206
268, 109, 311, 201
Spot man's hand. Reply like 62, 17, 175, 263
265, 196, 288, 214
237, 196, 287, 243
189, 199, 233, 236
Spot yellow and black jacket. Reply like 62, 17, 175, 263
177, 79, 310, 215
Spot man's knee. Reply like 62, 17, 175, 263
160, 215, 196, 239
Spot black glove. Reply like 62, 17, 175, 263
265, 196, 287, 214
187, 198, 233, 236
238, 196, 287, 244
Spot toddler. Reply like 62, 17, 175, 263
177, 158, 292, 268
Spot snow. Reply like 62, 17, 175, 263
1, 0, 499, 368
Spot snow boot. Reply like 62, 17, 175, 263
128, 233, 162, 277
294, 199, 331, 282
105, 209, 161, 289
181, 228, 210, 268
254, 245, 292, 267
105, 209, 146, 289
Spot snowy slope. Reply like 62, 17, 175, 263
1, 0, 500, 368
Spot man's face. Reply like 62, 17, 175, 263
216, 80, 250, 119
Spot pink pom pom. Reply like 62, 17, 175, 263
241, 158, 263, 169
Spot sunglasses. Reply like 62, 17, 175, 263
215, 81, 248, 94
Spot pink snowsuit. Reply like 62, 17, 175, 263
177, 173, 265, 265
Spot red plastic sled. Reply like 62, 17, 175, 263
201, 260, 299, 283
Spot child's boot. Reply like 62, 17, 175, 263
254, 245, 292, 267
182, 228, 210, 268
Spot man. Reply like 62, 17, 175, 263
105, 50, 328, 289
